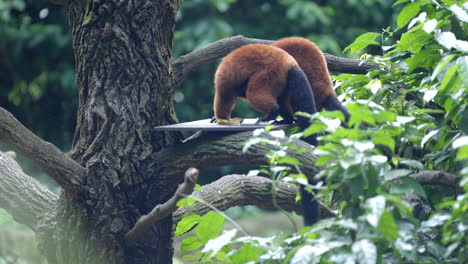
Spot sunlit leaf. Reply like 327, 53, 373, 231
438, 64, 459, 96
421, 129, 438, 147
448, 5, 468, 22
175, 214, 201, 236
457, 56, 468, 87
423, 19, 437, 33
378, 209, 399, 240
181, 235, 203, 253
435, 31, 457, 50
352, 239, 377, 264
202, 229, 236, 257
344, 32, 380, 54
229, 243, 262, 263
431, 54, 456, 81
366, 195, 386, 228
177, 197, 197, 208
398, 29, 432, 55
196, 211, 224, 243
397, 2, 425, 28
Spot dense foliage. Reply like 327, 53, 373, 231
176, 1, 468, 263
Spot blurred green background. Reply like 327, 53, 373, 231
0, 0, 398, 262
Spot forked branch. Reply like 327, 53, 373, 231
172, 35, 380, 88
0, 107, 84, 194
125, 168, 199, 245
0, 151, 58, 231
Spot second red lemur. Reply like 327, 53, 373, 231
273, 37, 350, 121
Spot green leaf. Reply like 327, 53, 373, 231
181, 235, 203, 253
378, 209, 399, 240
456, 56, 468, 87
421, 129, 438, 147
196, 211, 225, 243
315, 154, 333, 166
372, 134, 396, 153
431, 54, 456, 81
384, 169, 412, 181
277, 156, 301, 165
456, 145, 468, 160
352, 239, 377, 264
390, 176, 428, 200
397, 29, 432, 54
229, 243, 262, 263
175, 214, 201, 236
397, 2, 424, 29
202, 229, 237, 257
405, 46, 440, 73
344, 32, 381, 54
194, 184, 202, 192
438, 64, 459, 96
399, 160, 424, 170
177, 197, 197, 208
393, 0, 411, 7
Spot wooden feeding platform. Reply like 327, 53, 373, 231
153, 118, 292, 132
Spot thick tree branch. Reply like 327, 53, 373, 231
0, 151, 58, 231
125, 168, 199, 245
410, 170, 460, 186
0, 107, 84, 194
172, 174, 336, 226
172, 35, 379, 88
154, 131, 319, 184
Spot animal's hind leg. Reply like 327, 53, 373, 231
246, 71, 285, 123
213, 89, 237, 121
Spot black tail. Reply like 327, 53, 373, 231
286, 65, 320, 226
286, 65, 318, 146
323, 95, 394, 160
322, 94, 351, 122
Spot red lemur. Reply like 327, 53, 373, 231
213, 43, 318, 145
213, 37, 351, 226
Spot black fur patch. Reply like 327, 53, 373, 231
287, 65, 318, 146
322, 94, 351, 122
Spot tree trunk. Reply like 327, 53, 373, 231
35, 1, 182, 263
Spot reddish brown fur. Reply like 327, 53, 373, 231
273, 37, 334, 111
214, 44, 297, 120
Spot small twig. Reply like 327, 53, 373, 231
125, 168, 199, 245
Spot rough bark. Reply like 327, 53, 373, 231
410, 170, 459, 186
0, 151, 58, 231
172, 174, 302, 225
154, 131, 320, 183
34, 1, 184, 263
